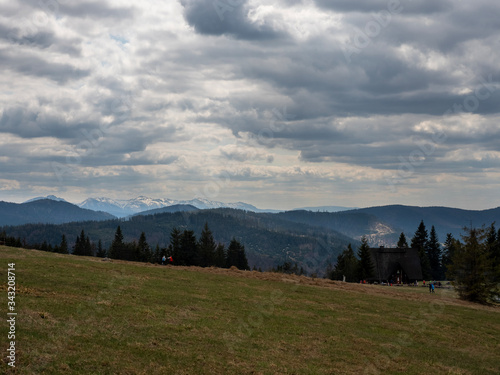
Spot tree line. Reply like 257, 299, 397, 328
327, 220, 500, 304
327, 236, 374, 282
7, 222, 250, 271
0, 231, 22, 248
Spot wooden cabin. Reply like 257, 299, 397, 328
368, 246, 423, 284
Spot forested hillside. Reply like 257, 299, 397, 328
348, 205, 500, 240
1, 208, 355, 274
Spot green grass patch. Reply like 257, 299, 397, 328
0, 246, 499, 374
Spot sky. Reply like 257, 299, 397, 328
0, 0, 499, 210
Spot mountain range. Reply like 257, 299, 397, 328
22, 195, 355, 217
2, 196, 500, 274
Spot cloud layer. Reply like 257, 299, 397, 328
0, 0, 499, 209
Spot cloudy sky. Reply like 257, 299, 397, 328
0, 0, 499, 210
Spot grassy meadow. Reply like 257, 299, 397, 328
0, 246, 499, 374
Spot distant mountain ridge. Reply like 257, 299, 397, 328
2, 208, 356, 275
19, 195, 354, 217
78, 196, 274, 217
0, 199, 115, 226
293, 206, 358, 212
24, 195, 68, 203
4, 196, 500, 247
3, 201, 500, 274
344, 205, 500, 242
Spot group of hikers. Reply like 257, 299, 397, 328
379, 280, 442, 292
422, 280, 442, 293
161, 255, 173, 265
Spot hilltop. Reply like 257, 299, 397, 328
0, 199, 115, 226
1, 246, 498, 374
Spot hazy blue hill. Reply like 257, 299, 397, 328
347, 205, 500, 240
132, 204, 199, 216
0, 199, 115, 226
274, 210, 399, 244
293, 205, 358, 212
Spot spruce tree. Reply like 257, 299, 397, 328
153, 244, 161, 264
96, 239, 106, 258
84, 235, 92, 256
486, 224, 500, 285
236, 241, 249, 270
330, 244, 358, 282
109, 226, 125, 259
411, 220, 431, 280
198, 222, 216, 267
214, 243, 226, 268
448, 227, 498, 304
397, 232, 408, 248
226, 238, 249, 270
168, 228, 182, 264
427, 226, 442, 280
73, 230, 87, 255
73, 233, 80, 255
442, 233, 458, 278
357, 236, 374, 281
137, 232, 151, 262
59, 234, 68, 254
180, 230, 198, 266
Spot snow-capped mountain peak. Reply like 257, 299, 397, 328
76, 196, 265, 217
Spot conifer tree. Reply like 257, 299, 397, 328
198, 223, 216, 267
357, 236, 374, 281
59, 234, 68, 254
226, 238, 249, 270
168, 228, 182, 264
153, 244, 161, 264
427, 226, 443, 280
330, 244, 358, 282
84, 235, 92, 256
109, 226, 125, 259
397, 232, 408, 248
96, 239, 106, 258
485, 224, 500, 284
237, 241, 250, 270
180, 230, 198, 266
137, 232, 151, 262
442, 233, 458, 278
73, 233, 81, 255
214, 243, 226, 268
411, 220, 431, 279
448, 227, 498, 304
73, 230, 88, 256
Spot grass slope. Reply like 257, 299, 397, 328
0, 247, 499, 374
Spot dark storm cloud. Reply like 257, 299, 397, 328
0, 106, 102, 140
180, 0, 285, 40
